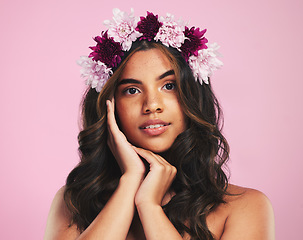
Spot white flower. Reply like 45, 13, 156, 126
155, 13, 185, 49
104, 8, 142, 51
77, 56, 113, 92
188, 43, 223, 85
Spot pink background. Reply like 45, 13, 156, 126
1, 0, 302, 239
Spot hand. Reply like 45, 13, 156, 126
133, 147, 177, 208
106, 98, 146, 178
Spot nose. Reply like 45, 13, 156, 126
142, 91, 163, 114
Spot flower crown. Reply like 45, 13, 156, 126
77, 8, 223, 92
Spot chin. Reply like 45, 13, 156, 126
134, 141, 172, 154
148, 146, 170, 154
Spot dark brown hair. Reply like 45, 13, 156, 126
64, 40, 229, 240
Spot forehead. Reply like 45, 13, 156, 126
119, 48, 173, 79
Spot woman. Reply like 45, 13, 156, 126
44, 9, 275, 240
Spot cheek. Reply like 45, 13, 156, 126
175, 111, 187, 134
115, 101, 136, 130
170, 99, 186, 128
177, 114, 187, 133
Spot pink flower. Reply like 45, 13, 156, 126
77, 56, 113, 92
188, 43, 223, 85
180, 27, 208, 61
104, 8, 142, 51
89, 31, 124, 68
155, 13, 185, 48
78, 9, 223, 92
136, 11, 163, 41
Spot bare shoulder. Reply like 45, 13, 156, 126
44, 186, 80, 240
220, 184, 275, 240
226, 184, 273, 207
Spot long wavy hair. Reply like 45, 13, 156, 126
64, 40, 230, 240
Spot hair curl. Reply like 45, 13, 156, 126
64, 40, 230, 240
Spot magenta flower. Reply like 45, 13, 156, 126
180, 27, 208, 61
78, 8, 223, 92
136, 12, 162, 41
89, 31, 123, 68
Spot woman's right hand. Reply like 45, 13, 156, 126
106, 98, 146, 178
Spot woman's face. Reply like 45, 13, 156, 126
115, 48, 186, 153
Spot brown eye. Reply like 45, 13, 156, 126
163, 82, 175, 90
124, 87, 140, 95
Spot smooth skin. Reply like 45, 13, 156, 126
114, 49, 186, 153
44, 49, 275, 240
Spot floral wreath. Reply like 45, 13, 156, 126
77, 8, 223, 92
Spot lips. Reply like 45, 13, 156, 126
139, 119, 170, 136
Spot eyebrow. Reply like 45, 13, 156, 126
118, 69, 175, 86
158, 69, 175, 80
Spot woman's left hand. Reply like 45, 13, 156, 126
133, 147, 177, 208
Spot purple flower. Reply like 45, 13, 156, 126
89, 31, 123, 68
136, 12, 162, 41
180, 27, 208, 62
